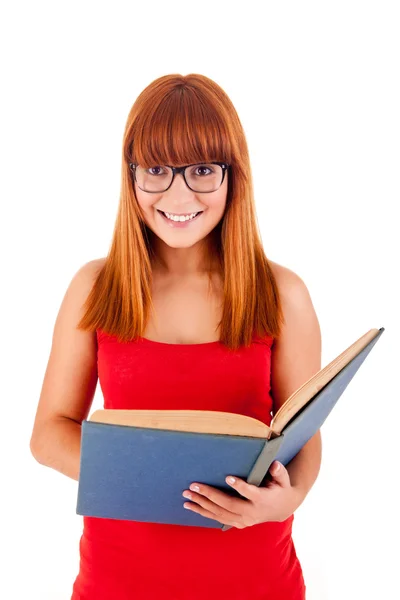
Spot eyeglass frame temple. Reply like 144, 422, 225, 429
128, 162, 230, 193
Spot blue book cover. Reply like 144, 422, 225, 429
76, 327, 384, 530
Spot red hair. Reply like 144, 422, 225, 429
77, 73, 284, 350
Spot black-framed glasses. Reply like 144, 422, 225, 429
128, 162, 229, 193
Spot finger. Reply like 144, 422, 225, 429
187, 481, 251, 513
185, 488, 244, 520
183, 498, 240, 526
224, 476, 262, 501
269, 461, 291, 487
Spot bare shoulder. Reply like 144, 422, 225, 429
59, 257, 106, 318
268, 260, 322, 412
79, 257, 107, 280
269, 259, 310, 300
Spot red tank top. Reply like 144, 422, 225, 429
71, 329, 306, 600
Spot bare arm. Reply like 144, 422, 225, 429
270, 262, 323, 499
30, 259, 105, 482
32, 417, 83, 481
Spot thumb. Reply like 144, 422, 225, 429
269, 461, 290, 487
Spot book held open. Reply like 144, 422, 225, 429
76, 327, 384, 530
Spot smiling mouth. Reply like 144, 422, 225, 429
157, 209, 204, 224
157, 209, 203, 219
157, 210, 203, 217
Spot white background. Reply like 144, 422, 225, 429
1, 1, 399, 598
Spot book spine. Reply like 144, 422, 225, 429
221, 436, 285, 532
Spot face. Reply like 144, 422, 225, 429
133, 163, 229, 250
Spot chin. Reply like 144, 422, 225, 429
159, 238, 203, 249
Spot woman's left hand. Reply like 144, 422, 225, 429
182, 461, 305, 528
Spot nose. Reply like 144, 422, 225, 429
166, 171, 195, 194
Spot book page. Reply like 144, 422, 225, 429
89, 409, 273, 438
270, 328, 380, 435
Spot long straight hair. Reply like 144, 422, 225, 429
77, 73, 284, 350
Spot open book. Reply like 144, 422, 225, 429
76, 327, 384, 531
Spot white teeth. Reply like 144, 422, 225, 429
164, 212, 199, 222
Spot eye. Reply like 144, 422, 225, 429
192, 165, 213, 176
147, 166, 167, 176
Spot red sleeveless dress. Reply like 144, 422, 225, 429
71, 329, 306, 599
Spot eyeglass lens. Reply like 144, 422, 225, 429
134, 164, 224, 193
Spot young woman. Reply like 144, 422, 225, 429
30, 73, 322, 600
